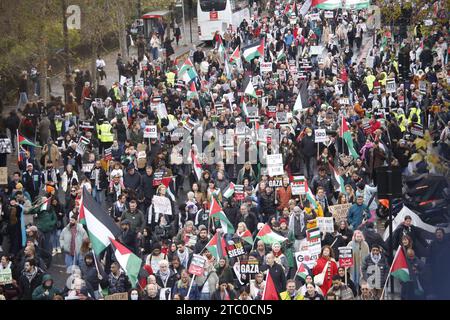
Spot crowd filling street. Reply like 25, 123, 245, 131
0, 0, 449, 301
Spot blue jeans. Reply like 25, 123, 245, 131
200, 292, 211, 300
42, 231, 53, 252
51, 229, 61, 250
93, 188, 105, 206
152, 47, 159, 60
65, 253, 79, 273
17, 92, 28, 110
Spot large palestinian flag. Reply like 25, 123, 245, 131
209, 195, 235, 235
17, 130, 39, 147
256, 224, 287, 245
391, 245, 410, 282
79, 187, 121, 255
262, 271, 279, 300
110, 238, 142, 288
205, 231, 228, 260
242, 39, 264, 62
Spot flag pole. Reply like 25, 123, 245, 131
261, 270, 269, 300
380, 245, 401, 300
186, 274, 196, 299
91, 246, 104, 298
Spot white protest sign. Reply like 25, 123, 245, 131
317, 217, 335, 233
266, 153, 284, 177
0, 269, 12, 285
325, 11, 334, 18
309, 13, 321, 21
386, 79, 396, 94
293, 94, 303, 112
295, 250, 318, 269
75, 136, 90, 155
260, 62, 273, 73
143, 125, 158, 138
291, 176, 306, 195
152, 195, 172, 215
188, 254, 207, 276
314, 129, 328, 143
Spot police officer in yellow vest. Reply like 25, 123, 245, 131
408, 104, 422, 125
280, 280, 304, 300
54, 115, 63, 137
394, 108, 408, 132
97, 119, 114, 155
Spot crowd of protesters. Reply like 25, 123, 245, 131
0, 0, 449, 301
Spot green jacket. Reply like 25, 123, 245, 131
32, 274, 60, 300
33, 207, 57, 233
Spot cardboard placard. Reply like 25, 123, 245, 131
329, 203, 352, 224
338, 247, 354, 268
137, 143, 147, 169
104, 292, 129, 300
0, 167, 7, 185
188, 254, 207, 276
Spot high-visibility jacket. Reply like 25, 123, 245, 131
55, 119, 62, 134
408, 107, 421, 125
113, 86, 121, 101
365, 74, 376, 91
280, 291, 304, 300
394, 113, 407, 132
166, 71, 175, 87
98, 123, 113, 142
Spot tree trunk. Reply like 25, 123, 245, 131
117, 9, 128, 60
91, 43, 98, 90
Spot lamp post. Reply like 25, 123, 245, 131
62, 0, 73, 103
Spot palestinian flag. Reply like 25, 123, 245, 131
305, 181, 318, 209
307, 227, 321, 241
217, 37, 226, 61
160, 176, 176, 202
391, 245, 410, 282
80, 187, 121, 254
242, 39, 264, 62
178, 58, 198, 83
229, 46, 241, 64
205, 231, 227, 260
110, 238, 142, 288
277, 48, 286, 61
40, 197, 51, 211
187, 81, 198, 100
191, 150, 203, 181
239, 229, 254, 246
209, 195, 235, 234
340, 117, 359, 159
244, 79, 257, 99
329, 163, 345, 193
223, 182, 235, 198
262, 271, 279, 300
256, 224, 287, 245
296, 262, 310, 280
17, 130, 39, 148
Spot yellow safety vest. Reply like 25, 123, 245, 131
395, 113, 407, 132
113, 87, 121, 101
379, 72, 387, 86
166, 72, 175, 87
280, 291, 304, 300
408, 108, 421, 125
55, 119, 62, 134
365, 75, 376, 91
98, 123, 113, 142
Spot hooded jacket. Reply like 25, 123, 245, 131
32, 274, 60, 300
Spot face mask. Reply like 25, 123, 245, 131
130, 294, 139, 300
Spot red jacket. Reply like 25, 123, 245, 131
313, 257, 338, 296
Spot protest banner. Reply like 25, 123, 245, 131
338, 247, 354, 268
329, 203, 352, 223
188, 254, 207, 276
143, 125, 158, 139
314, 129, 328, 143
152, 195, 172, 215
267, 154, 284, 177
226, 241, 246, 258
0, 269, 12, 285
104, 292, 129, 300
317, 217, 335, 233
0, 167, 7, 185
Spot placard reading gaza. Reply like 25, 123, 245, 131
239, 260, 260, 274
227, 241, 246, 258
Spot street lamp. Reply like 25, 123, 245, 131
62, 0, 73, 103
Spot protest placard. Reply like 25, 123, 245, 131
104, 292, 129, 300
160, 288, 172, 300
317, 217, 335, 233
152, 195, 172, 215
260, 62, 273, 73
268, 176, 283, 188
276, 112, 288, 123
291, 176, 306, 195
0, 167, 7, 185
227, 241, 246, 258
187, 234, 197, 248
325, 11, 334, 18
329, 203, 352, 223
295, 250, 319, 269
188, 254, 207, 276
234, 185, 245, 200
0, 269, 12, 285
81, 163, 94, 173
314, 129, 328, 143
386, 79, 396, 94
267, 154, 284, 176
238, 260, 260, 274
410, 123, 424, 137
143, 125, 158, 138
75, 136, 90, 155
338, 247, 354, 268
